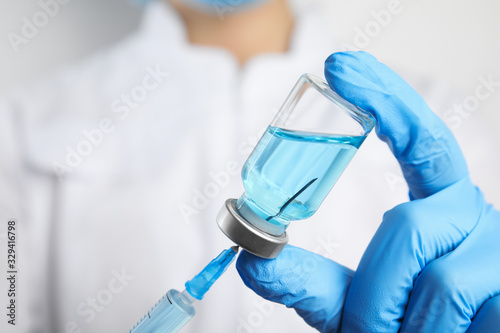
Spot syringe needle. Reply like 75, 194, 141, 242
185, 246, 239, 300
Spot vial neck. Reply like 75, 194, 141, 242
236, 194, 288, 236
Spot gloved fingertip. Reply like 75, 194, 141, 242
236, 248, 286, 301
235, 251, 255, 290
324, 51, 393, 116
235, 250, 259, 282
236, 249, 265, 271
325, 51, 377, 73
236, 245, 353, 332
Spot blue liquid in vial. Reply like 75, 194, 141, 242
239, 126, 365, 228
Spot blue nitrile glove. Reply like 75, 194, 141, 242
237, 51, 500, 333
237, 245, 354, 332
327, 51, 500, 333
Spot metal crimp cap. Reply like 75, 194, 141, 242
216, 199, 288, 259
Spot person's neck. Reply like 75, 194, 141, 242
170, 0, 295, 65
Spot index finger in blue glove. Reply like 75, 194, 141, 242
325, 51, 468, 200
237, 245, 353, 332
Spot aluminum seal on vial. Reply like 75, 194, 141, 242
216, 199, 288, 259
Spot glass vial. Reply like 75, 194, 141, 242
217, 74, 375, 258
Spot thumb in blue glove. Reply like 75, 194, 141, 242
237, 245, 353, 332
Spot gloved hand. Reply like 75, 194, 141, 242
238, 245, 354, 332
236, 51, 500, 332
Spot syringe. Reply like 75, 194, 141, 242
130, 246, 239, 333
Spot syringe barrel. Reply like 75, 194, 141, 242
130, 289, 195, 333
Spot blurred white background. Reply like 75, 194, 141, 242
2, 0, 499, 98
1, 0, 499, 116
1, 0, 499, 201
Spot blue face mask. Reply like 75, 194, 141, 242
192, 0, 263, 5
180, 0, 270, 16
128, 0, 154, 7
128, 0, 271, 16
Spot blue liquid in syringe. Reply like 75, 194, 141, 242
240, 126, 365, 224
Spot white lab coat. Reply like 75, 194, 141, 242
0, 2, 497, 333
